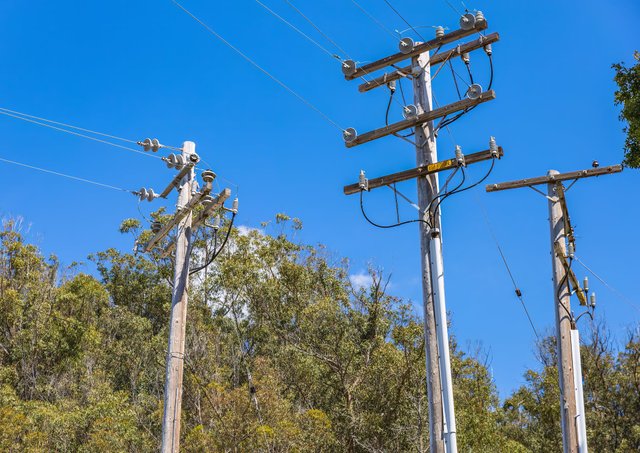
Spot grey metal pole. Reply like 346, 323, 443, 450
413, 51, 452, 453
161, 141, 196, 453
547, 172, 579, 453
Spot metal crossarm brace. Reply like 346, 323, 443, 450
554, 241, 588, 306
344, 21, 488, 81
145, 181, 214, 253
485, 165, 623, 192
555, 183, 576, 246
161, 188, 231, 258
159, 163, 196, 199
358, 33, 500, 93
344, 147, 503, 195
346, 90, 496, 148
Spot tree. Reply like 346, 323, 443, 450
613, 51, 640, 168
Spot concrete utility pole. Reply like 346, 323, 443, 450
340, 13, 501, 453
487, 164, 622, 453
133, 139, 235, 452
413, 50, 451, 453
161, 142, 195, 453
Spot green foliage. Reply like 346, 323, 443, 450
613, 51, 640, 167
1, 216, 638, 451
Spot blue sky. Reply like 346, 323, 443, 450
1, 0, 638, 398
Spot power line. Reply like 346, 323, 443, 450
443, 0, 463, 16
0, 110, 161, 160
381, 0, 427, 41
0, 106, 183, 152
283, 0, 353, 60
574, 255, 640, 314
253, 0, 340, 61
171, 0, 346, 133
0, 156, 133, 193
256, 0, 409, 116
476, 194, 541, 340
350, 0, 398, 42
0, 106, 139, 144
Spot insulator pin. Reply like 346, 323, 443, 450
455, 145, 465, 166
358, 170, 369, 191
435, 26, 445, 38
583, 276, 589, 293
489, 136, 499, 157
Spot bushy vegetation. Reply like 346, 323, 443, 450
0, 217, 638, 452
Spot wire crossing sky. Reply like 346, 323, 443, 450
0, 0, 638, 397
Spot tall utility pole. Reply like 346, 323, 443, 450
341, 12, 501, 453
413, 50, 450, 452
162, 142, 195, 453
134, 140, 235, 452
487, 164, 622, 453
548, 171, 578, 453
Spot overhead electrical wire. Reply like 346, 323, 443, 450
574, 255, 640, 314
381, 0, 427, 41
349, 0, 399, 42
435, 53, 493, 135
189, 212, 237, 274
476, 195, 541, 340
0, 156, 133, 193
0, 106, 183, 152
254, 0, 411, 117
0, 107, 139, 145
283, 0, 352, 60
171, 0, 347, 133
253, 0, 340, 61
359, 189, 431, 229
0, 109, 162, 160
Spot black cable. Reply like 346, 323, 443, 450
430, 158, 496, 220
425, 166, 467, 220
487, 54, 494, 90
465, 62, 474, 85
189, 213, 236, 274
360, 189, 431, 229
435, 52, 493, 134
393, 183, 400, 223
398, 78, 407, 105
448, 60, 462, 100
385, 87, 395, 126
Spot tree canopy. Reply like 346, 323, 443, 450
0, 216, 638, 452
613, 51, 640, 168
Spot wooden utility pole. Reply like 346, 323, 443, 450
548, 171, 579, 453
487, 164, 622, 453
134, 140, 235, 452
341, 13, 501, 452
161, 142, 195, 453
414, 50, 445, 453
